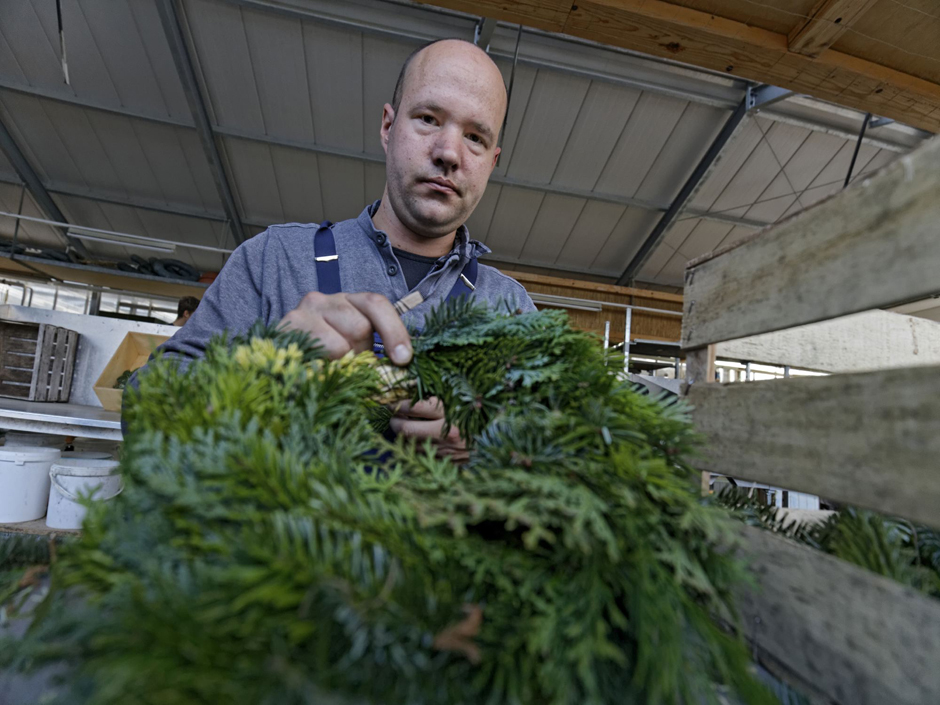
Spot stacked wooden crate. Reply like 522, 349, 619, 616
681, 135, 940, 704
0, 320, 79, 402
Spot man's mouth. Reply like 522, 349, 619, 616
422, 177, 459, 196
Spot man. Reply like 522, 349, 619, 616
136, 39, 535, 457
173, 296, 200, 327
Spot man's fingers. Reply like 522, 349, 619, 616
347, 292, 413, 365
389, 416, 446, 439
321, 302, 378, 355
392, 397, 444, 419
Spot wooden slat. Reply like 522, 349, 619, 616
787, 0, 879, 58
684, 345, 716, 495
0, 367, 34, 385
1, 339, 38, 355
688, 365, 940, 528
0, 381, 31, 398
682, 135, 940, 349
738, 526, 940, 705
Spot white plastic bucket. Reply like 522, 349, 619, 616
0, 446, 62, 523
3, 431, 67, 449
46, 458, 122, 530
61, 451, 113, 460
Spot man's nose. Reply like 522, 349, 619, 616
431, 127, 460, 173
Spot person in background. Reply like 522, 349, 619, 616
173, 296, 200, 327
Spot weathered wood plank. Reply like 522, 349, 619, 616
414, 0, 571, 32
682, 135, 940, 349
787, 0, 879, 58
688, 365, 940, 528
715, 310, 940, 374
738, 526, 940, 705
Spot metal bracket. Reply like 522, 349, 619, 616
473, 17, 498, 51
746, 84, 794, 113
868, 116, 894, 129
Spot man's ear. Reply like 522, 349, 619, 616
380, 103, 395, 154
491, 146, 501, 170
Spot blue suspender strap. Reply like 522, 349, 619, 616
445, 256, 478, 301
313, 221, 341, 295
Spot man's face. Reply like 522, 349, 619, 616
381, 42, 506, 240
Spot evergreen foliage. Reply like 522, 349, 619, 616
716, 487, 940, 597
1, 300, 774, 705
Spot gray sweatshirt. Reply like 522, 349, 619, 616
144, 201, 535, 368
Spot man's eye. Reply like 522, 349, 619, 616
421, 115, 435, 124
468, 134, 482, 144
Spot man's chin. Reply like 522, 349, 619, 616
407, 203, 464, 238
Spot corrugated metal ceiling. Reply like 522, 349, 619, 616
0, 0, 927, 286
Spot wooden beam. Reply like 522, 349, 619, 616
415, 0, 571, 32
500, 269, 684, 303
788, 0, 879, 58
682, 134, 940, 350
738, 526, 940, 705
417, 0, 940, 133
687, 364, 940, 529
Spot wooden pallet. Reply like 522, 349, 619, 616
0, 320, 79, 402
681, 135, 940, 704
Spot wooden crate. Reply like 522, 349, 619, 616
0, 320, 79, 402
681, 134, 940, 704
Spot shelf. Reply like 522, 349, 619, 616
0, 518, 79, 538
0, 399, 122, 441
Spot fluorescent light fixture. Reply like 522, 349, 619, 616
67, 228, 176, 254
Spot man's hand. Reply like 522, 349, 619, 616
390, 398, 470, 463
280, 291, 413, 365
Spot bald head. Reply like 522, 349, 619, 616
392, 39, 508, 131
375, 37, 508, 250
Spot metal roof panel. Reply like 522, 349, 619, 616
633, 102, 729, 203
556, 200, 624, 269
550, 81, 640, 190
362, 35, 417, 155
484, 186, 544, 257
519, 193, 587, 265
304, 23, 365, 150
463, 183, 501, 243
242, 8, 316, 143
185, 0, 265, 131
505, 71, 591, 183
271, 145, 326, 224
591, 206, 660, 273
593, 92, 689, 197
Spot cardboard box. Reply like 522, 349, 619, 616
93, 332, 170, 412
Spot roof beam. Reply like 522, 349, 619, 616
616, 91, 751, 285
788, 0, 878, 58
155, 0, 246, 244
418, 0, 940, 133
0, 115, 89, 258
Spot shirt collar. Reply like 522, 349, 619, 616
359, 200, 491, 260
